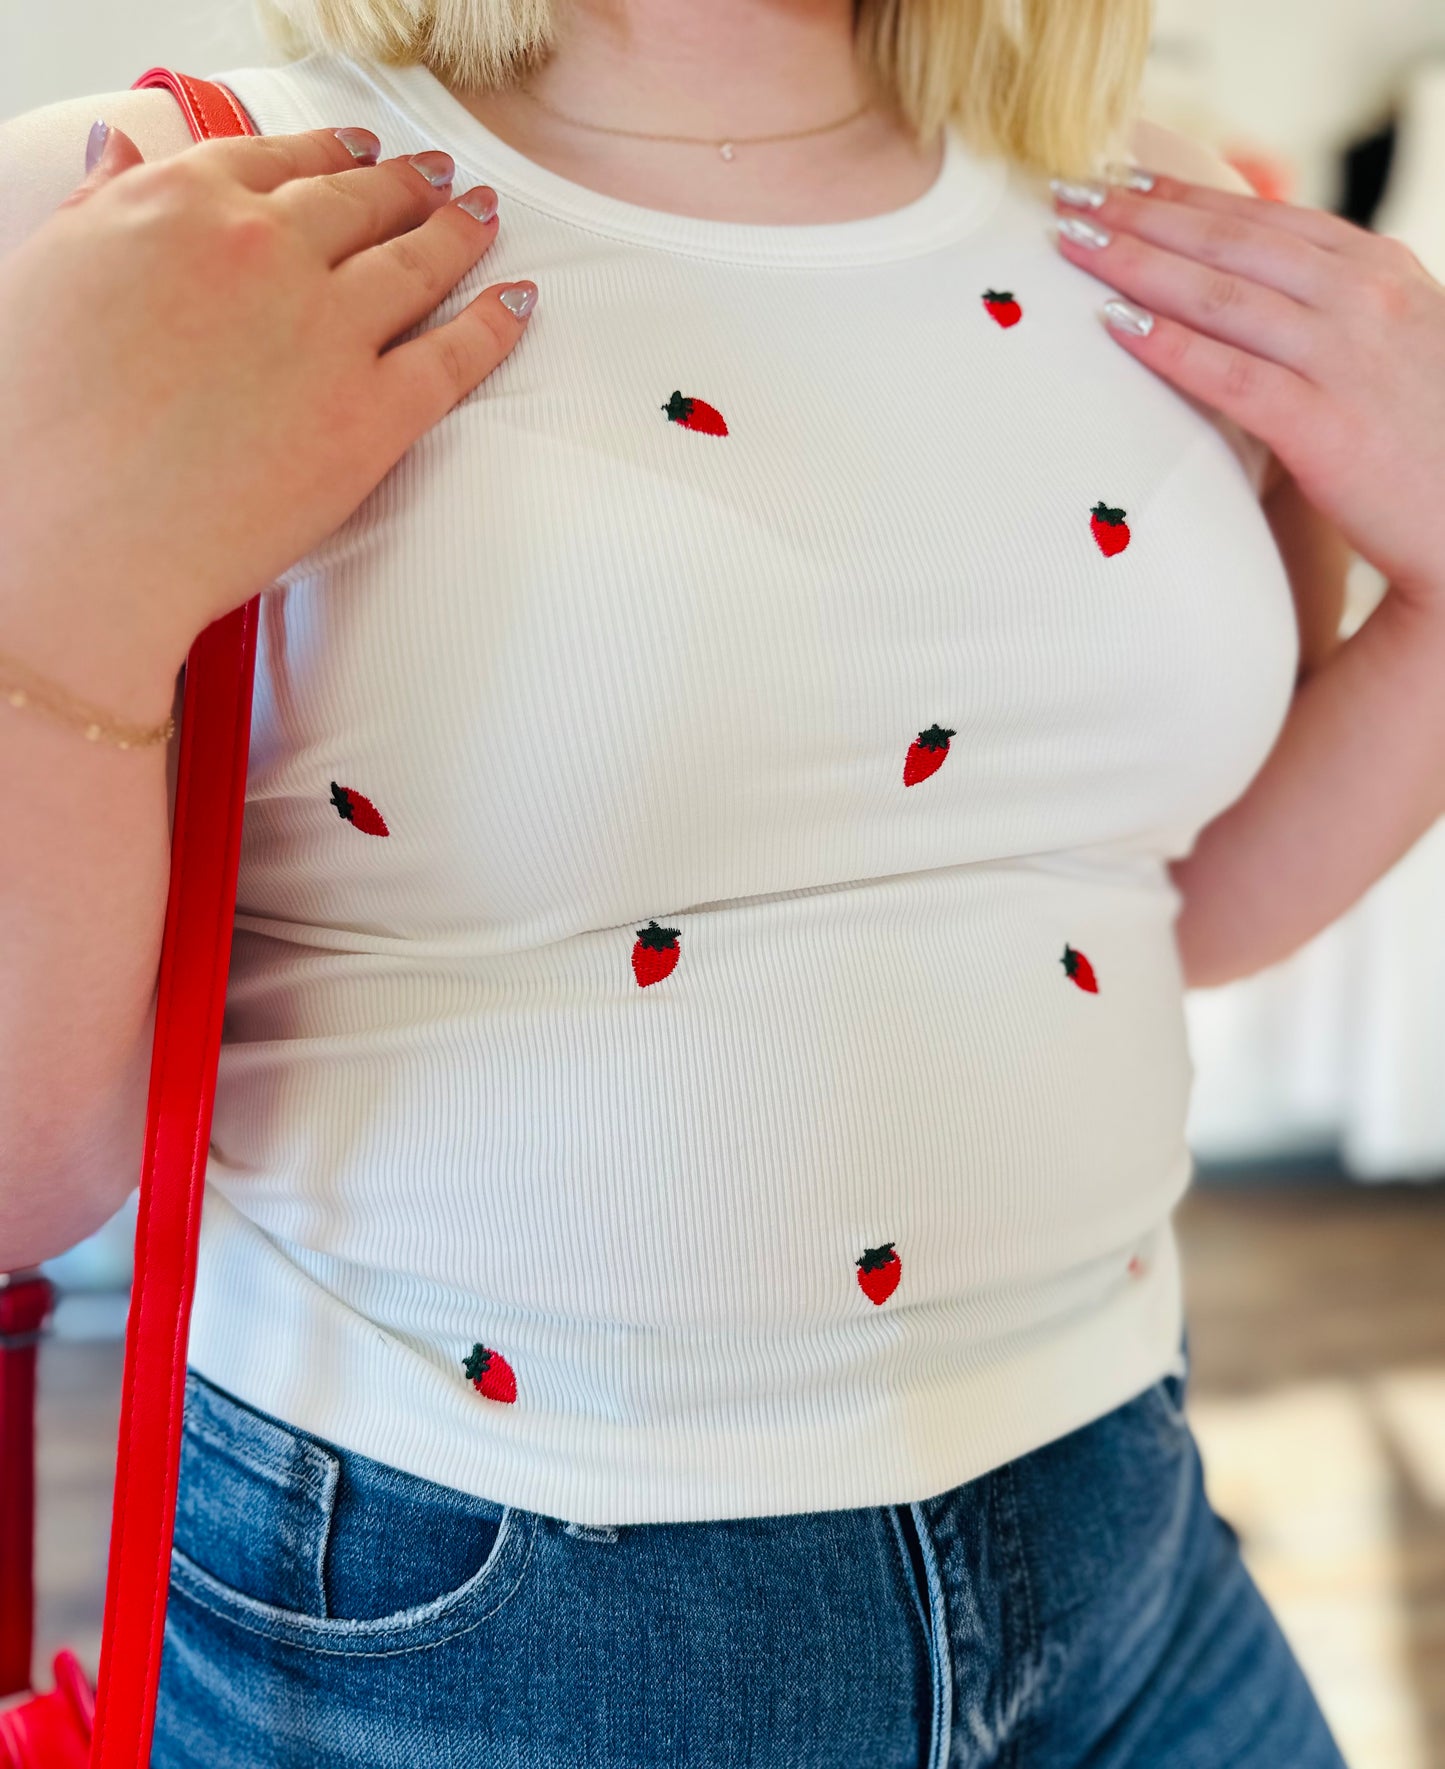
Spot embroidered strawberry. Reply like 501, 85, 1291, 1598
1089, 502, 1130, 557
329, 781, 389, 837
1127, 1255, 1146, 1278
903, 724, 956, 787
982, 288, 1022, 328
1061, 943, 1099, 993
856, 1242, 902, 1306
463, 1343, 517, 1404
661, 391, 728, 436
632, 919, 681, 988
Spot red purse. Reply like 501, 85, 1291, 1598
0, 69, 261, 1766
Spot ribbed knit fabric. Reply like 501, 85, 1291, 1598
187, 52, 1300, 1526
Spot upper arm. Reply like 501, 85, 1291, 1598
0, 91, 195, 826
1125, 116, 1259, 200
0, 87, 194, 253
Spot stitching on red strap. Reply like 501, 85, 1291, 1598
212, 82, 255, 136
174, 72, 209, 135
172, 72, 255, 140
196, 76, 254, 137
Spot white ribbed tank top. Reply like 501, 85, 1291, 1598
188, 52, 1298, 1525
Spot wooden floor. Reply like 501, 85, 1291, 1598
1178, 1182, 1445, 1769
28, 1178, 1445, 1768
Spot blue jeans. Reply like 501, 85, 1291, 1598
154, 1360, 1347, 1768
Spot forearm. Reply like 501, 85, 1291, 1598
1169, 587, 1445, 989
0, 583, 183, 1267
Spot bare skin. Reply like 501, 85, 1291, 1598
453, 0, 941, 224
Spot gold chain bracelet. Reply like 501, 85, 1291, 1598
0, 644, 176, 750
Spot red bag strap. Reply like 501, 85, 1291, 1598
132, 68, 256, 143
84, 70, 262, 1769
0, 1273, 55, 1698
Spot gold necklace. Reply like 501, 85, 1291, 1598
516, 85, 872, 162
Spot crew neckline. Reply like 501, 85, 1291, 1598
341, 56, 1008, 268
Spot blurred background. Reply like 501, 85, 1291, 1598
6, 2, 1445, 1763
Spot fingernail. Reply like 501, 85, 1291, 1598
1102, 297, 1154, 336
334, 126, 380, 164
457, 185, 498, 224
1104, 162, 1157, 192
1055, 215, 1111, 248
499, 282, 538, 318
408, 150, 455, 188
1049, 176, 1108, 209
85, 119, 110, 175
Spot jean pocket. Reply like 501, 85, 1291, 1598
168, 1369, 537, 1656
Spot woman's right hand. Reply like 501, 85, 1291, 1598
0, 119, 535, 675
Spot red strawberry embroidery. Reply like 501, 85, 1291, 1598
982, 288, 1022, 328
632, 919, 681, 988
856, 1242, 902, 1306
1061, 943, 1099, 993
463, 1343, 517, 1404
1127, 1255, 1146, 1278
903, 724, 955, 787
1089, 502, 1130, 557
661, 391, 728, 436
329, 781, 389, 837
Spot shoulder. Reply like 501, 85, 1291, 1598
1122, 116, 1257, 197
0, 88, 194, 253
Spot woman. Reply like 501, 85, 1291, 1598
3, 0, 1443, 1761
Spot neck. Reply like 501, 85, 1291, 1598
446, 0, 942, 226
519, 0, 870, 136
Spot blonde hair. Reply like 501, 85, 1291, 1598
254, 0, 1152, 180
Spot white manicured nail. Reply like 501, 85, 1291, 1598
1104, 162, 1157, 192
457, 185, 498, 223
86, 119, 111, 173
1056, 215, 1112, 248
1102, 297, 1154, 336
1049, 177, 1108, 209
499, 282, 538, 318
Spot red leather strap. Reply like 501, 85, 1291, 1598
0, 1274, 54, 1698
133, 67, 256, 144
83, 71, 262, 1769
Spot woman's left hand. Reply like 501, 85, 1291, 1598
1049, 169, 1445, 613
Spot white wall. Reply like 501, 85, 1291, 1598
2, 0, 267, 122
1142, 0, 1445, 207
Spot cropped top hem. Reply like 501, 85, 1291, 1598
188, 1186, 1187, 1525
